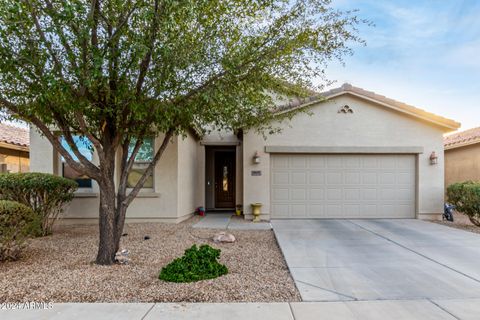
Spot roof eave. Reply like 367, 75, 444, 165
0, 141, 29, 152
323, 91, 460, 131
445, 139, 480, 151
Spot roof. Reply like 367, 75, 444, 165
276, 83, 461, 131
444, 127, 480, 150
0, 122, 29, 150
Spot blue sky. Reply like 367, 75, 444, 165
325, 0, 480, 131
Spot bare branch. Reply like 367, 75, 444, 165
135, 0, 161, 97
74, 111, 105, 162
0, 97, 101, 180
124, 129, 173, 207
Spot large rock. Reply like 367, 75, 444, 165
212, 232, 236, 243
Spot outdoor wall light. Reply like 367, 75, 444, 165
429, 151, 438, 165
253, 151, 261, 164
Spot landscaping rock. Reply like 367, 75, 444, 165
115, 249, 130, 264
0, 217, 300, 303
212, 232, 236, 243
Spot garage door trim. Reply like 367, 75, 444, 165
265, 146, 424, 154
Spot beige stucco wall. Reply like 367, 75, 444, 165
177, 133, 200, 217
243, 95, 447, 220
29, 129, 195, 223
445, 143, 480, 188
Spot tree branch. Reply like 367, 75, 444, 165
124, 129, 173, 207
0, 97, 101, 180
135, 0, 161, 97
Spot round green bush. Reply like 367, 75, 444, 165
0, 200, 36, 261
159, 244, 228, 283
0, 173, 78, 236
447, 181, 480, 226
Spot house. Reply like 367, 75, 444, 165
29, 83, 460, 223
444, 127, 480, 188
0, 122, 29, 173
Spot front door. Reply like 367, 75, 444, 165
214, 151, 235, 208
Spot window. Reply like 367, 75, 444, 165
127, 137, 154, 189
60, 135, 93, 188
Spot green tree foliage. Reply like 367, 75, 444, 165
447, 181, 480, 226
0, 0, 364, 264
159, 244, 228, 282
0, 200, 36, 261
0, 173, 78, 236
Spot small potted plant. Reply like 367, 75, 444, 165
250, 203, 262, 222
235, 204, 243, 216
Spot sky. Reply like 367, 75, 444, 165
324, 0, 480, 131
5, 1, 479, 132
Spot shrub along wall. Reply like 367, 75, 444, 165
0, 173, 77, 236
0, 200, 36, 261
447, 181, 480, 226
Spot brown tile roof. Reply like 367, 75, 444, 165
0, 122, 29, 148
276, 83, 460, 131
444, 127, 480, 150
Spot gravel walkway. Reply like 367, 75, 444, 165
433, 212, 480, 234
0, 217, 300, 303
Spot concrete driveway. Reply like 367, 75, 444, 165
272, 219, 480, 305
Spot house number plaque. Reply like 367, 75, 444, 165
251, 170, 262, 176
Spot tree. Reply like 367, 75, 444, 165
0, 0, 363, 264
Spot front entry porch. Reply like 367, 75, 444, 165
193, 213, 271, 230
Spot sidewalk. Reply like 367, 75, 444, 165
2, 299, 479, 320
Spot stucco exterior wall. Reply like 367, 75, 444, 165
243, 95, 447, 219
29, 129, 188, 222
445, 143, 480, 188
177, 133, 200, 218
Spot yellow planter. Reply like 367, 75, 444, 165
251, 203, 262, 222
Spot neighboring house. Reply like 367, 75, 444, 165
444, 127, 480, 188
29, 83, 460, 223
0, 122, 29, 173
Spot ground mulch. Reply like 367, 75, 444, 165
0, 217, 300, 303
433, 212, 480, 235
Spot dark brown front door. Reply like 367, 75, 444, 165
214, 151, 235, 208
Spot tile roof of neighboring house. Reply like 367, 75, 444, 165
276, 83, 460, 131
0, 122, 29, 149
444, 127, 480, 150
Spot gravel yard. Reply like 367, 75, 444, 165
0, 217, 300, 303
433, 212, 480, 235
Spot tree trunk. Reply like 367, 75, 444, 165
96, 163, 118, 265
114, 204, 128, 253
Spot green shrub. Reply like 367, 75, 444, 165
0, 200, 36, 261
447, 181, 480, 226
0, 173, 77, 236
159, 244, 228, 282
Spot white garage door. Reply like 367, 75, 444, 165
271, 154, 416, 218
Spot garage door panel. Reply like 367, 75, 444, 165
345, 189, 360, 200
291, 188, 307, 200
309, 172, 325, 184
271, 154, 416, 219
291, 172, 307, 184
272, 188, 289, 201
309, 188, 325, 200
290, 156, 307, 168
327, 188, 342, 200
345, 172, 361, 184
